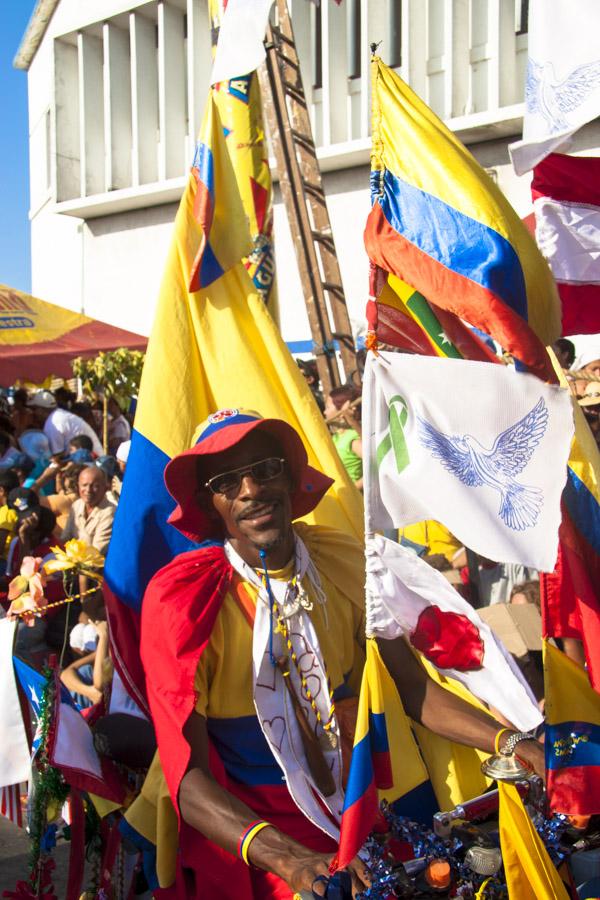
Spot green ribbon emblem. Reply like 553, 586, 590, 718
376, 394, 410, 473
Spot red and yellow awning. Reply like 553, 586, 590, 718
0, 285, 147, 383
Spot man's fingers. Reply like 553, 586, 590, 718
348, 858, 371, 897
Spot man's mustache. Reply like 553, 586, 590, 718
236, 499, 281, 522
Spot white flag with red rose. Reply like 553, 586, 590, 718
365, 534, 543, 732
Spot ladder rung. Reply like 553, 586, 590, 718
272, 27, 295, 49
311, 230, 335, 249
282, 80, 307, 106
275, 50, 300, 71
322, 281, 345, 295
290, 128, 313, 147
302, 180, 325, 200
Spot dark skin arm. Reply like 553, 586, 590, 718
377, 636, 545, 776
179, 636, 542, 898
180, 712, 370, 897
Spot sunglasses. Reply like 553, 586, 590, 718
204, 457, 287, 495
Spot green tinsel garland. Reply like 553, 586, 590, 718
27, 667, 70, 894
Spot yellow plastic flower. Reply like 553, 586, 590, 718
44, 539, 105, 580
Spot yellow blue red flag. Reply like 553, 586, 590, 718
105, 66, 362, 706
540, 351, 600, 694
498, 781, 569, 900
333, 640, 429, 871
365, 57, 560, 382
544, 640, 600, 815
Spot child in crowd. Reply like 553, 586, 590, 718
40, 462, 85, 536
68, 434, 95, 462
324, 384, 363, 490
61, 591, 111, 708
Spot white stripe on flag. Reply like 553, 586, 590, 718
0, 621, 31, 788
0, 783, 25, 828
534, 196, 600, 285
210, 0, 275, 85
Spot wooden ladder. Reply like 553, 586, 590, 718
259, 0, 357, 395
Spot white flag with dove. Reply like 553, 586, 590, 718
509, 0, 600, 175
363, 353, 573, 572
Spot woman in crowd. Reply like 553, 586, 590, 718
324, 384, 363, 490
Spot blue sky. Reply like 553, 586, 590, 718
0, 2, 36, 293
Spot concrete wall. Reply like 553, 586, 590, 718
23, 0, 600, 346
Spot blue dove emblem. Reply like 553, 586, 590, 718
418, 398, 548, 532
526, 58, 600, 133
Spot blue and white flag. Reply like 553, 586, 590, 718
363, 353, 573, 571
13, 656, 76, 758
509, 0, 600, 175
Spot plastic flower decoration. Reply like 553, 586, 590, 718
7, 557, 48, 626
44, 539, 105, 582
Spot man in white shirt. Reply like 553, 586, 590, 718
107, 397, 131, 454
27, 391, 103, 457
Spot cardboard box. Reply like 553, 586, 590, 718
478, 603, 542, 657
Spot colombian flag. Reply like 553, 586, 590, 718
499, 781, 569, 900
105, 62, 363, 706
365, 57, 560, 382
541, 351, 600, 694
333, 640, 429, 871
544, 640, 600, 815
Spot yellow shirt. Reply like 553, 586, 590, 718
398, 520, 462, 562
0, 505, 18, 559
194, 559, 365, 721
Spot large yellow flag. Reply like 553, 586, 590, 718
106, 41, 362, 614
499, 782, 569, 900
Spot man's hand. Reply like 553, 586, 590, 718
267, 844, 370, 898
510, 737, 545, 779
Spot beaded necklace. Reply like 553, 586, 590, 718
258, 549, 338, 750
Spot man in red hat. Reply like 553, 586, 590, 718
126, 409, 543, 899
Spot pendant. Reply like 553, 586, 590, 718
297, 582, 313, 612
319, 729, 338, 751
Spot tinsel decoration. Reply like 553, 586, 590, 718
2, 668, 68, 900
354, 800, 570, 899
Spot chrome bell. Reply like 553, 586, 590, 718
481, 748, 533, 782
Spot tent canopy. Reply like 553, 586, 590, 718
0, 285, 147, 384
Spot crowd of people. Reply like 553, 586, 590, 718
0, 346, 594, 897
0, 386, 131, 699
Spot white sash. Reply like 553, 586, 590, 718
224, 534, 345, 839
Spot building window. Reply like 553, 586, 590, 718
348, 0, 361, 79
388, 0, 402, 68
45, 108, 52, 191
516, 0, 529, 34
312, 1, 322, 89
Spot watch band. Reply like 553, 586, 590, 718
501, 731, 534, 755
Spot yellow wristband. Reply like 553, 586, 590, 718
240, 820, 271, 865
494, 727, 511, 754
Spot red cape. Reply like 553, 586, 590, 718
140, 544, 336, 899
141, 544, 233, 812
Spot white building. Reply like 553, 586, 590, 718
15, 0, 600, 349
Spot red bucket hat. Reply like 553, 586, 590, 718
164, 408, 334, 543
